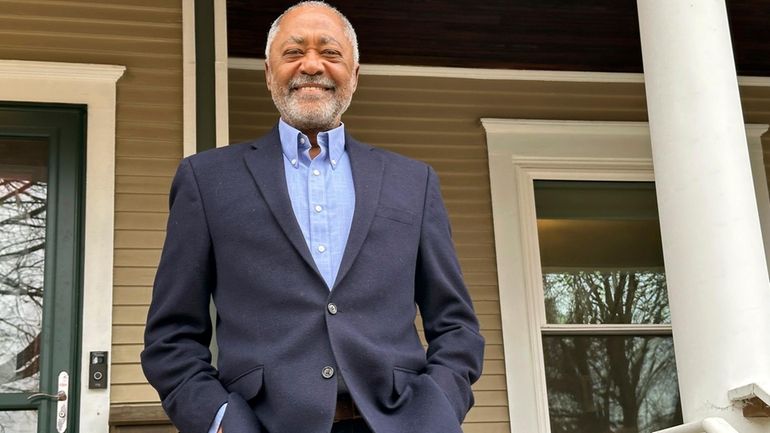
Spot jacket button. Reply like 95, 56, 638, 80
327, 303, 338, 315
322, 366, 335, 379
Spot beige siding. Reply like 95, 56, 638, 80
229, 68, 770, 433
0, 0, 183, 407
746, 86, 770, 193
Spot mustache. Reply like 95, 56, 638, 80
288, 75, 336, 90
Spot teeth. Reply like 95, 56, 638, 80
295, 86, 328, 91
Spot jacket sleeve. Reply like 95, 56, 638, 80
141, 158, 229, 433
415, 165, 486, 422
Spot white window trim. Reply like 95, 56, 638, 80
0, 59, 125, 433
481, 118, 770, 433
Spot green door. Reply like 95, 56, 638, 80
0, 103, 85, 433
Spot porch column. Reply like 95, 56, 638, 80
637, 1, 770, 431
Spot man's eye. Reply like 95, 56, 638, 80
322, 50, 341, 57
284, 49, 303, 57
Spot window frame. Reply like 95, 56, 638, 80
482, 119, 770, 433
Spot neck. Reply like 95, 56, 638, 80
302, 128, 323, 148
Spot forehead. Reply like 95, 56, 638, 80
276, 6, 349, 45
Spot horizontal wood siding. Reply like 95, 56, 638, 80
0, 0, 183, 410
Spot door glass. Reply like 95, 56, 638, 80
0, 137, 48, 393
534, 180, 682, 433
0, 410, 38, 433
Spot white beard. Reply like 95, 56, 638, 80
270, 74, 354, 131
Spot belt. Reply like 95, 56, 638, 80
334, 394, 363, 422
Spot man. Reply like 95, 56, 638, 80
141, 2, 484, 433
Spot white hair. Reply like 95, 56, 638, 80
264, 1, 359, 64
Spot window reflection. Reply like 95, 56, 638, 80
543, 336, 682, 433
544, 271, 670, 325
0, 137, 47, 393
0, 410, 37, 433
534, 180, 681, 433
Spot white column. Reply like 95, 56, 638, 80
637, 1, 770, 431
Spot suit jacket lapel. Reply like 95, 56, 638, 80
333, 134, 384, 289
243, 128, 323, 280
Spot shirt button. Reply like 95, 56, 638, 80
317, 245, 326, 253
290, 158, 297, 166
322, 366, 335, 379
300, 137, 306, 144
331, 159, 337, 165
314, 205, 323, 213
312, 169, 321, 176
327, 303, 338, 315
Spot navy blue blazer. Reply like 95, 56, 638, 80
141, 127, 485, 433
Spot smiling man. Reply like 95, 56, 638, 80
141, 2, 484, 433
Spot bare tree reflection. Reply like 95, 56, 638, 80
0, 410, 37, 433
0, 179, 45, 392
543, 271, 682, 433
544, 271, 670, 325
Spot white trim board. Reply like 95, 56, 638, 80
481, 118, 770, 433
182, 0, 196, 157
214, 0, 230, 149
185, 0, 229, 154
229, 57, 770, 86
0, 59, 124, 433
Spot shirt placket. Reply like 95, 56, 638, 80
307, 147, 332, 288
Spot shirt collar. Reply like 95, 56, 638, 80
278, 119, 346, 170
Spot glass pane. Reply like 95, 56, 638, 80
0, 410, 38, 433
0, 137, 48, 393
534, 181, 670, 324
543, 336, 682, 433
543, 271, 670, 325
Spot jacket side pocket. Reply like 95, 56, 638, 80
225, 365, 264, 402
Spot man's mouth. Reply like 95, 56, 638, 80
291, 84, 334, 93
288, 77, 336, 94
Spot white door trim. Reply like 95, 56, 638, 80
0, 59, 124, 433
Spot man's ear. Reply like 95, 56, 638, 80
350, 63, 360, 93
264, 60, 272, 92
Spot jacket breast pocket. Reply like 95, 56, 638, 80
375, 206, 416, 225
225, 365, 264, 401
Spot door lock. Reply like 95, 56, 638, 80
27, 371, 68, 432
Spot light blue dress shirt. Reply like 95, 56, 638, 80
208, 120, 355, 432
279, 119, 356, 289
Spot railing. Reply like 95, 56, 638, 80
655, 418, 740, 433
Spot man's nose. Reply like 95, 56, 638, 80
299, 51, 323, 76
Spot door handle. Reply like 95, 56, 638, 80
27, 371, 69, 433
27, 391, 66, 401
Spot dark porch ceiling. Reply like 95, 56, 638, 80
227, 0, 770, 76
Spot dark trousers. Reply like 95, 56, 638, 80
330, 419, 373, 433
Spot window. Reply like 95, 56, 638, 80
534, 180, 681, 433
482, 118, 770, 433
